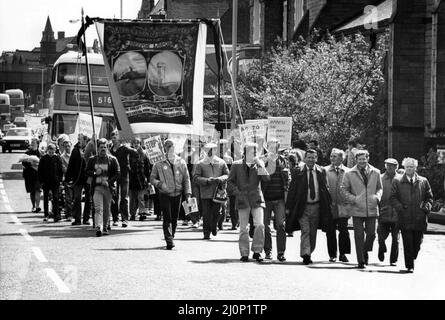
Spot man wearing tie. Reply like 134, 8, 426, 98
285, 149, 331, 265
341, 150, 383, 269
324, 148, 351, 263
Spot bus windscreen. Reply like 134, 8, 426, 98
57, 64, 108, 87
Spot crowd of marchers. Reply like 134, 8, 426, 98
19, 133, 433, 273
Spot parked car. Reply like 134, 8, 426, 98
0, 127, 36, 153
13, 117, 27, 127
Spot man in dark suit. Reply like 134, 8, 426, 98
285, 149, 331, 264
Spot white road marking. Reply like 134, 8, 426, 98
5, 204, 13, 212
11, 215, 22, 225
0, 189, 6, 196
1, 196, 9, 203
18, 229, 33, 241
32, 247, 48, 263
44, 268, 71, 293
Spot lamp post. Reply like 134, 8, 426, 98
28, 67, 46, 115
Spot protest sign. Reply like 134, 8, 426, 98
267, 117, 293, 149
76, 112, 103, 139
144, 135, 166, 164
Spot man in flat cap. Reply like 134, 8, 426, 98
194, 142, 229, 239
377, 158, 401, 266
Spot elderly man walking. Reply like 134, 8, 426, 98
390, 157, 433, 273
227, 142, 270, 262
150, 139, 192, 250
341, 150, 383, 269
377, 158, 401, 266
194, 142, 229, 239
324, 148, 351, 263
286, 149, 331, 265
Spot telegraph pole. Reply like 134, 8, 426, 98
231, 0, 238, 130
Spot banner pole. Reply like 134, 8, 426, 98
82, 8, 97, 155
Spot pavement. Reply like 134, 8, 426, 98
1, 151, 445, 300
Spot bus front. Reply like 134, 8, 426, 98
48, 51, 116, 142
0, 93, 11, 131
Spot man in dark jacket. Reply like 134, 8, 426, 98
285, 149, 331, 265
86, 138, 120, 237
38, 143, 63, 222
390, 157, 433, 273
65, 133, 89, 225
262, 139, 290, 262
110, 131, 138, 227
129, 138, 150, 221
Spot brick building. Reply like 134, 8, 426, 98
0, 16, 77, 109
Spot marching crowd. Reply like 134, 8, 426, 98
20, 132, 434, 273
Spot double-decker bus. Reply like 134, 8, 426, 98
5, 89, 25, 122
47, 51, 116, 141
0, 93, 11, 131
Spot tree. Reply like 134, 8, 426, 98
237, 31, 388, 160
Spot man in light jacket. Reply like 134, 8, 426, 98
324, 148, 351, 263
341, 150, 383, 269
227, 142, 270, 262
194, 142, 229, 239
150, 139, 192, 250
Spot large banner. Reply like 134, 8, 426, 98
96, 20, 207, 138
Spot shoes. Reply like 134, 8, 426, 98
277, 254, 286, 262
107, 225, 111, 231
182, 220, 189, 226
287, 232, 294, 237
407, 268, 414, 273
231, 226, 237, 230
302, 255, 313, 265
96, 230, 102, 237
155, 215, 162, 221
130, 216, 136, 221
203, 235, 210, 240
71, 221, 81, 226
265, 252, 273, 260
43, 217, 48, 222
192, 222, 199, 229
139, 215, 147, 221
364, 252, 369, 265
218, 224, 223, 231
378, 250, 384, 262
339, 254, 349, 263
240, 256, 249, 262
253, 253, 263, 262
357, 263, 366, 269
35, 208, 41, 213
83, 221, 91, 225
122, 222, 128, 228
166, 244, 175, 250
112, 221, 118, 226
32, 207, 36, 213
390, 262, 397, 266
212, 228, 217, 236
329, 257, 337, 263
102, 229, 109, 236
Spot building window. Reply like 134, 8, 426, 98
294, 0, 305, 31
253, 0, 262, 44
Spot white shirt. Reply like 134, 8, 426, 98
306, 165, 320, 203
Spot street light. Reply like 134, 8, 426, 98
28, 67, 47, 115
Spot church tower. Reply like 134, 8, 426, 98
138, 0, 155, 19
40, 16, 57, 65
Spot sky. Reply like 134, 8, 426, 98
0, 0, 148, 53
